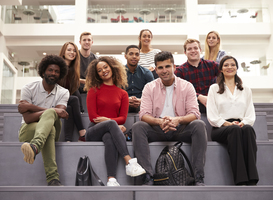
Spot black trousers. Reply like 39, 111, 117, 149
73, 90, 84, 113
211, 124, 259, 185
63, 95, 85, 141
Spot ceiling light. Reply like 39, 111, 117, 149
250, 60, 261, 64
43, 52, 46, 55
237, 9, 248, 14
96, 52, 100, 55
174, 52, 178, 54
121, 52, 125, 55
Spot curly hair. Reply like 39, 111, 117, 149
138, 29, 153, 49
58, 42, 80, 94
84, 56, 128, 92
38, 54, 68, 81
217, 55, 243, 94
204, 31, 221, 62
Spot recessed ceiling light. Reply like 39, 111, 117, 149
174, 52, 178, 54
96, 52, 100, 55
121, 52, 125, 55
237, 9, 248, 14
43, 52, 46, 55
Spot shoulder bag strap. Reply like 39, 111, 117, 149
87, 156, 105, 186
178, 148, 195, 179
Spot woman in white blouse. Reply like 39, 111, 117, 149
207, 55, 259, 186
138, 29, 161, 78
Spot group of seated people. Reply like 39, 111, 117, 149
17, 30, 259, 187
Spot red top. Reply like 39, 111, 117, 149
87, 84, 129, 125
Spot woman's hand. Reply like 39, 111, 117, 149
148, 66, 155, 71
118, 125, 126, 133
222, 121, 233, 127
93, 117, 110, 123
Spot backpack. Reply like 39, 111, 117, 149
153, 142, 195, 185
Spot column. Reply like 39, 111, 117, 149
74, 0, 88, 46
185, 0, 199, 40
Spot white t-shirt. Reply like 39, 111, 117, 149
160, 84, 175, 118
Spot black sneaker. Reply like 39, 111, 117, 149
21, 143, 37, 164
195, 176, 205, 186
142, 174, 154, 186
48, 179, 63, 186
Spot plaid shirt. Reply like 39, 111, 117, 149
175, 58, 220, 96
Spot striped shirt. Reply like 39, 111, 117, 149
175, 58, 220, 96
138, 49, 161, 69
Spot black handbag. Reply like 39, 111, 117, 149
75, 155, 105, 186
153, 142, 195, 185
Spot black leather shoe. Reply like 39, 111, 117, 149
48, 179, 63, 186
142, 174, 154, 186
195, 176, 205, 186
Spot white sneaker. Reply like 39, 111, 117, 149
107, 178, 120, 186
126, 158, 146, 177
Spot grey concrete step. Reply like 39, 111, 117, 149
2, 112, 270, 143
255, 108, 273, 115
0, 109, 19, 116
267, 122, 273, 130
0, 186, 273, 200
0, 141, 272, 187
0, 104, 18, 109
268, 130, 273, 140
266, 115, 273, 122
254, 103, 273, 109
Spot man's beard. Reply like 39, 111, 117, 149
44, 74, 58, 85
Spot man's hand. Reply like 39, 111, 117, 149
129, 96, 141, 108
198, 94, 207, 107
118, 125, 126, 133
18, 100, 31, 114
53, 108, 69, 119
159, 117, 179, 133
93, 116, 111, 124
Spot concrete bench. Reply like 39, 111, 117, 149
2, 112, 268, 142
0, 141, 272, 186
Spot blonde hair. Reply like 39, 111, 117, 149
204, 31, 221, 61
58, 42, 80, 94
84, 56, 128, 92
183, 38, 201, 52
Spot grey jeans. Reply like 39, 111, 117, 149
86, 120, 129, 177
132, 119, 207, 178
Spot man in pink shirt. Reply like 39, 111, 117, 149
132, 51, 207, 186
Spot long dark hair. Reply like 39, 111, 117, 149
58, 42, 80, 94
217, 55, 243, 94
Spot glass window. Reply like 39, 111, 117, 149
87, 2, 186, 23
5, 5, 75, 24
197, 3, 270, 23
1, 61, 15, 104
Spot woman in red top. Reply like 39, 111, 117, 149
85, 56, 145, 186
59, 42, 86, 142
